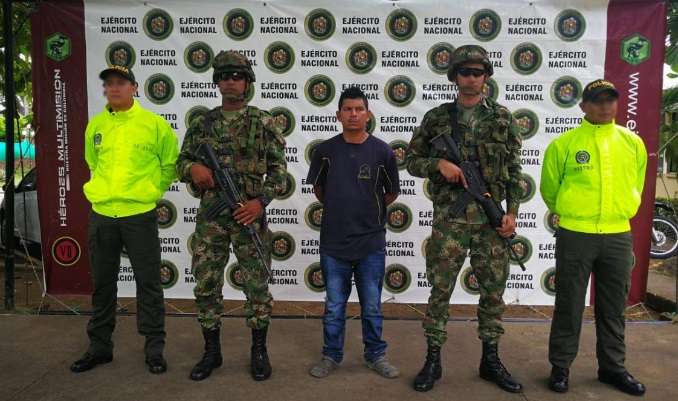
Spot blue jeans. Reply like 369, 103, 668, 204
320, 250, 387, 363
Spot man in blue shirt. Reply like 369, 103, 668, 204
306, 87, 400, 379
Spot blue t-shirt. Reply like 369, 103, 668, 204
306, 134, 400, 261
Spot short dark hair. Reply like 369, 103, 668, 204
338, 86, 368, 110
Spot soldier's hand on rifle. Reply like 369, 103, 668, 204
190, 163, 215, 190
234, 199, 264, 226
496, 213, 516, 238
437, 159, 468, 188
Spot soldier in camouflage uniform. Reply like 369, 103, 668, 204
406, 45, 524, 393
175, 50, 287, 382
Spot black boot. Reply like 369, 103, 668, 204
189, 328, 222, 381
251, 327, 272, 381
479, 342, 523, 393
413, 344, 442, 392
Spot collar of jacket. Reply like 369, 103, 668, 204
581, 117, 616, 135
105, 99, 140, 119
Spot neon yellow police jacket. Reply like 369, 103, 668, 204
83, 100, 179, 218
540, 119, 647, 234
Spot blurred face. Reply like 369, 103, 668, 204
580, 93, 618, 124
454, 62, 488, 97
103, 75, 136, 110
336, 97, 369, 134
217, 71, 248, 100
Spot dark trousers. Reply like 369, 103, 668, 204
549, 228, 634, 373
86, 210, 165, 357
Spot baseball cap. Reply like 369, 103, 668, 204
99, 65, 136, 84
582, 79, 619, 102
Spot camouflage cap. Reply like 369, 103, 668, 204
212, 50, 255, 83
447, 45, 493, 81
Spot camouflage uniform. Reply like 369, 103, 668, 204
407, 49, 522, 347
176, 52, 287, 331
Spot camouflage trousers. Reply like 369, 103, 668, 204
191, 210, 273, 331
423, 220, 509, 347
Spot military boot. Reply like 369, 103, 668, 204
251, 327, 272, 381
479, 342, 523, 393
189, 328, 222, 381
413, 344, 442, 392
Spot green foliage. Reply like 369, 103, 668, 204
0, 2, 35, 136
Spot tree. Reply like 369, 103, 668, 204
0, 2, 35, 141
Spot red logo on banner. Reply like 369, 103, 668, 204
51, 236, 82, 267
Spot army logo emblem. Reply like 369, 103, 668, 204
143, 9, 173, 40
386, 9, 417, 41
275, 172, 296, 200
245, 83, 255, 103
305, 8, 335, 41
105, 41, 135, 69
156, 199, 177, 229
427, 42, 455, 75
270, 231, 295, 261
460, 267, 480, 295
544, 211, 560, 234
423, 179, 434, 201
185, 106, 210, 129
187, 232, 196, 256
304, 139, 325, 165
519, 173, 536, 203
304, 262, 325, 292
304, 202, 324, 231
551, 76, 582, 108
224, 8, 254, 41
621, 33, 651, 65
512, 109, 539, 141
159, 260, 179, 289
46, 32, 72, 62
144, 74, 174, 105
386, 203, 412, 233
421, 236, 431, 259
482, 78, 499, 101
384, 264, 412, 294
555, 9, 586, 42
367, 112, 376, 134
575, 150, 590, 164
540, 267, 557, 296
226, 262, 246, 291
51, 236, 82, 267
384, 75, 416, 107
389, 140, 409, 170
511, 43, 542, 75
305, 75, 336, 107
184, 41, 214, 73
270, 107, 296, 137
93, 133, 103, 147
509, 235, 533, 266
470, 9, 501, 42
265, 41, 295, 74
346, 42, 377, 74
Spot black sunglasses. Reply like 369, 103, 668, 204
457, 67, 486, 77
219, 71, 246, 81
